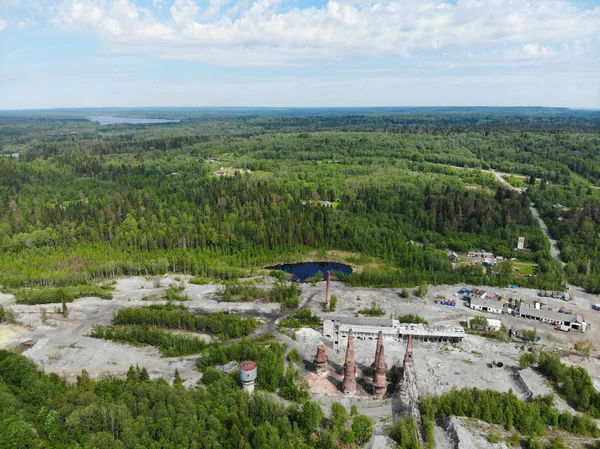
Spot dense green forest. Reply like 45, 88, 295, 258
532, 351, 600, 418
420, 388, 600, 442
0, 350, 377, 449
0, 110, 599, 290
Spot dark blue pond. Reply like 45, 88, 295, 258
267, 262, 352, 282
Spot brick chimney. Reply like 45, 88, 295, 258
342, 329, 356, 394
313, 345, 328, 374
403, 335, 414, 376
372, 330, 383, 367
373, 339, 387, 398
325, 270, 331, 311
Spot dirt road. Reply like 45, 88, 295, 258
529, 205, 563, 263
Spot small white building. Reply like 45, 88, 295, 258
467, 316, 502, 331
469, 296, 503, 314
483, 257, 497, 266
468, 289, 487, 300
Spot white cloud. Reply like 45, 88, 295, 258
21, 0, 600, 66
0, 19, 7, 31
170, 0, 199, 24
521, 43, 556, 59
17, 17, 38, 30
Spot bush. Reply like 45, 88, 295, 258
218, 281, 300, 309
280, 309, 322, 329
523, 437, 543, 449
164, 284, 190, 301
487, 432, 501, 443
520, 352, 537, 370
401, 288, 409, 298
288, 348, 303, 365
329, 403, 347, 433
548, 437, 566, 449
201, 367, 223, 385
470, 315, 488, 329
279, 369, 310, 403
329, 294, 337, 311
269, 270, 288, 281
390, 416, 423, 449
359, 301, 385, 317
0, 305, 15, 323
351, 415, 373, 445
188, 277, 211, 285
396, 314, 428, 324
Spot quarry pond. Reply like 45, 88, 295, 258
267, 261, 352, 281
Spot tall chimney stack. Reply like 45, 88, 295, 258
313, 345, 328, 374
372, 331, 383, 367
403, 335, 414, 376
325, 271, 331, 311
373, 339, 387, 398
342, 329, 356, 394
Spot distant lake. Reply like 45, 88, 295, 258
88, 116, 180, 125
267, 262, 352, 282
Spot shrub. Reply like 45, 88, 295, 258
0, 305, 15, 323
201, 367, 223, 385
351, 415, 373, 445
390, 416, 424, 449
520, 352, 537, 370
359, 301, 385, 317
288, 348, 303, 365
188, 277, 211, 285
280, 309, 322, 329
396, 314, 428, 324
329, 294, 338, 311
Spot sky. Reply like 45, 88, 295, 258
0, 0, 599, 109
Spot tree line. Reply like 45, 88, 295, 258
0, 350, 375, 449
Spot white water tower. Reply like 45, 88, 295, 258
240, 361, 257, 394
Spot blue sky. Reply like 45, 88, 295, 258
0, 0, 599, 109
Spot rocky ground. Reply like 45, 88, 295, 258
2, 275, 600, 447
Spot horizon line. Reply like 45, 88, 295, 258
2, 105, 599, 112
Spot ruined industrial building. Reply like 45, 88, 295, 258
323, 317, 465, 352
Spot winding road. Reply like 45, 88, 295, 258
487, 170, 563, 263
445, 164, 563, 263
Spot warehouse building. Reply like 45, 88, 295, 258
469, 296, 503, 314
516, 305, 586, 332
